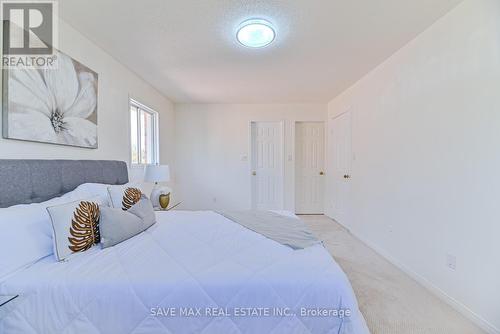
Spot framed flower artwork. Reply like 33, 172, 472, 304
2, 50, 98, 148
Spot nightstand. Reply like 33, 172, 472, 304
0, 295, 20, 318
0, 295, 18, 307
154, 202, 181, 211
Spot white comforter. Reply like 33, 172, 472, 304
0, 211, 369, 334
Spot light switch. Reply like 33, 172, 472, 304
446, 254, 456, 271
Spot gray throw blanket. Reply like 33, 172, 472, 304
218, 210, 320, 250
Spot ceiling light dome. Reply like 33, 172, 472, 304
236, 19, 276, 48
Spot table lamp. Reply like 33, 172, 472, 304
144, 165, 171, 209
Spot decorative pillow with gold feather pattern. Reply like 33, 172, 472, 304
47, 196, 107, 261
107, 184, 144, 210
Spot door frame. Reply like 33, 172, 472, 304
249, 120, 286, 210
294, 121, 326, 215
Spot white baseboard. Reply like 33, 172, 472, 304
325, 215, 499, 334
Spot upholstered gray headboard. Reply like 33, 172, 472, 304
0, 160, 129, 208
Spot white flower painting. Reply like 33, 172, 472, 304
3, 50, 98, 148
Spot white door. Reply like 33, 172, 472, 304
295, 122, 325, 214
328, 111, 352, 224
251, 122, 284, 210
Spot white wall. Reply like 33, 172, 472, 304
0, 20, 176, 189
326, 0, 500, 332
175, 104, 326, 211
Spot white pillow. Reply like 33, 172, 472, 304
47, 196, 107, 261
107, 183, 145, 210
0, 192, 83, 280
69, 183, 112, 206
0, 186, 111, 280
0, 203, 54, 281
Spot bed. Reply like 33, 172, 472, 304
0, 160, 369, 334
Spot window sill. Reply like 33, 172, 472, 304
130, 163, 157, 168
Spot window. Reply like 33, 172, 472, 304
130, 99, 159, 165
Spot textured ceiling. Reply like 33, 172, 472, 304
60, 0, 462, 103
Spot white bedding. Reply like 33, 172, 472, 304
0, 210, 369, 334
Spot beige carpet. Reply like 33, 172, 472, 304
299, 215, 485, 334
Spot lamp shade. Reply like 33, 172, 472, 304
144, 165, 170, 182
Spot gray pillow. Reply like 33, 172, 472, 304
128, 196, 156, 226
99, 197, 156, 248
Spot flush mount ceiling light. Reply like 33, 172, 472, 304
236, 19, 276, 48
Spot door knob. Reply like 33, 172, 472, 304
252, 171, 257, 176
343, 174, 351, 179
319, 171, 324, 176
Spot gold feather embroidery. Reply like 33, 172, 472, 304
122, 187, 142, 210
68, 201, 100, 252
